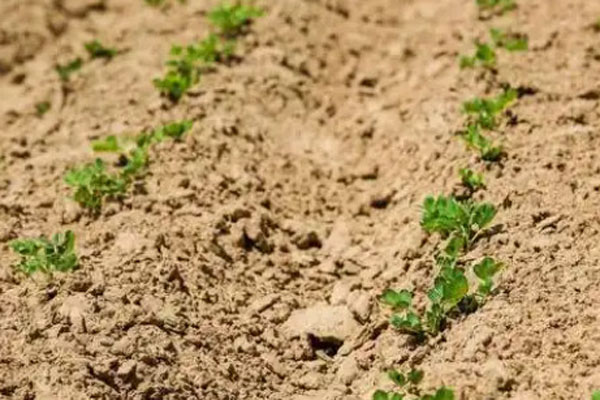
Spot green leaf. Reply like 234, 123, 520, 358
92, 135, 121, 152
373, 390, 389, 400
208, 3, 264, 37
35, 101, 51, 116
592, 391, 600, 400
433, 387, 455, 400
56, 58, 83, 82
11, 231, 78, 275
387, 369, 406, 387
65, 158, 127, 210
474, 257, 503, 296
472, 203, 496, 230
407, 369, 424, 385
84, 40, 118, 59
459, 168, 485, 191
390, 311, 423, 334
490, 28, 528, 52
381, 289, 413, 310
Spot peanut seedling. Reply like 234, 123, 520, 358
460, 125, 503, 161
460, 42, 496, 69
462, 87, 517, 130
476, 0, 516, 13
65, 159, 127, 210
474, 257, 503, 296
421, 195, 496, 249
56, 58, 83, 81
11, 231, 78, 275
459, 168, 485, 191
490, 28, 528, 52
373, 369, 454, 400
85, 40, 118, 60
35, 101, 51, 117
208, 3, 264, 37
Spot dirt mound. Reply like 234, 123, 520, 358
1, 0, 600, 399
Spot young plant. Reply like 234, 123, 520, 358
475, 0, 516, 13
56, 58, 83, 82
92, 135, 121, 152
460, 42, 496, 69
65, 159, 127, 210
459, 168, 485, 191
460, 125, 503, 161
474, 257, 503, 296
421, 195, 497, 249
462, 87, 517, 129
11, 231, 78, 275
35, 101, 51, 116
373, 369, 454, 400
593, 391, 600, 400
154, 36, 229, 100
490, 28, 528, 52
208, 3, 264, 37
85, 40, 118, 60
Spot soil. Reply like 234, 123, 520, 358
1, 0, 600, 399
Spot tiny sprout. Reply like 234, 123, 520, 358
208, 3, 264, 37
459, 168, 485, 191
460, 42, 496, 69
56, 58, 83, 82
11, 231, 78, 275
85, 40, 118, 59
490, 28, 528, 52
35, 101, 51, 117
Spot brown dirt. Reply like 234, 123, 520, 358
1, 0, 600, 399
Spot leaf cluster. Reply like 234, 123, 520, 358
372, 369, 453, 400
459, 168, 485, 191
155, 3, 263, 101
421, 195, 496, 248
490, 28, 528, 52
460, 28, 526, 69
68, 121, 192, 210
208, 3, 265, 37
460, 124, 503, 161
85, 40, 118, 60
56, 58, 83, 82
11, 231, 78, 275
35, 101, 51, 117
462, 87, 517, 129
475, 0, 516, 13
64, 159, 127, 210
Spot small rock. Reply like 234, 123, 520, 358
296, 371, 322, 389
330, 281, 352, 305
248, 294, 279, 315
282, 304, 360, 343
262, 353, 287, 378
117, 360, 137, 380
337, 355, 359, 385
231, 208, 251, 222
294, 231, 322, 250
348, 292, 371, 322
369, 191, 395, 209
58, 294, 87, 333
233, 336, 255, 354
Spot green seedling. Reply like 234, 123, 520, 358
474, 257, 503, 296
65, 159, 127, 210
154, 36, 231, 100
208, 3, 264, 37
461, 125, 503, 161
92, 135, 122, 152
421, 195, 496, 248
490, 28, 528, 52
593, 391, 600, 400
85, 40, 118, 59
11, 231, 78, 275
460, 42, 496, 69
463, 87, 517, 129
476, 0, 516, 13
56, 58, 83, 82
459, 168, 485, 191
35, 101, 51, 116
373, 369, 453, 400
